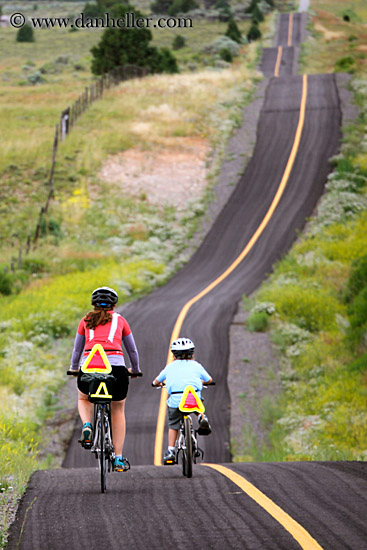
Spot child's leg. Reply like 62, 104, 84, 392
168, 428, 178, 447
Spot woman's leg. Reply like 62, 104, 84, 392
111, 399, 126, 456
78, 389, 93, 424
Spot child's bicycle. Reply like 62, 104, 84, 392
153, 382, 215, 478
67, 359, 142, 493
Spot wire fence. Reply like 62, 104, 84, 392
30, 64, 148, 252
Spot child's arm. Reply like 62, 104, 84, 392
152, 377, 164, 386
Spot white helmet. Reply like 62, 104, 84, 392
171, 338, 195, 358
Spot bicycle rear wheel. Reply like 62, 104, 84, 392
99, 409, 107, 493
183, 416, 193, 478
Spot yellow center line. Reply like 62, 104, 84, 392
288, 12, 294, 47
154, 74, 308, 465
274, 45, 283, 77
202, 464, 323, 550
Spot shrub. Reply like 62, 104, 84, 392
225, 18, 242, 44
247, 22, 261, 42
335, 56, 356, 73
172, 35, 186, 50
264, 285, 341, 332
247, 311, 269, 332
347, 287, 367, 348
345, 255, 367, 303
16, 24, 35, 43
167, 0, 198, 15
0, 272, 13, 296
202, 36, 241, 57
219, 48, 233, 62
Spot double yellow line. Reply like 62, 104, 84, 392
154, 72, 308, 465
274, 13, 294, 77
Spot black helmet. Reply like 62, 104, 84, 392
91, 286, 118, 308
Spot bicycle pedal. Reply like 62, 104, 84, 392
78, 438, 92, 449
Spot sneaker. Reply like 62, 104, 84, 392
79, 422, 93, 448
113, 456, 130, 472
163, 449, 176, 465
197, 414, 211, 435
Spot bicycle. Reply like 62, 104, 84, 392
153, 382, 215, 478
67, 368, 142, 493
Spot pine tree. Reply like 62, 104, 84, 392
91, 4, 178, 75
225, 18, 242, 44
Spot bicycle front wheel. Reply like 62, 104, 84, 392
183, 416, 193, 478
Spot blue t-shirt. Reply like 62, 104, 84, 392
156, 359, 211, 408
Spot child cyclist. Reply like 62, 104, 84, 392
152, 337, 212, 465
69, 286, 141, 472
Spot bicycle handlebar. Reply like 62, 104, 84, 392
66, 370, 143, 377
152, 381, 215, 387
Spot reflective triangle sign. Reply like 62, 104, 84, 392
90, 381, 112, 400
178, 385, 205, 414
81, 344, 112, 374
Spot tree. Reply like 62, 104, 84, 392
16, 24, 35, 42
247, 21, 261, 41
225, 18, 242, 43
91, 4, 178, 75
83, 2, 102, 18
252, 3, 264, 23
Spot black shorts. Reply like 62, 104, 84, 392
77, 365, 129, 401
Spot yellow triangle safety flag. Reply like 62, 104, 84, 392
178, 385, 205, 414
90, 381, 112, 400
81, 344, 112, 374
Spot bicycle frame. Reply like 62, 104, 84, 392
176, 412, 204, 478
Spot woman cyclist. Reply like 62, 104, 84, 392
69, 286, 141, 471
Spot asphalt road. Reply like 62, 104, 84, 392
8, 462, 367, 550
8, 12, 367, 550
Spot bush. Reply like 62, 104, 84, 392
219, 48, 233, 62
247, 22, 261, 42
247, 311, 269, 332
167, 0, 198, 15
345, 255, 367, 303
265, 285, 341, 332
16, 24, 35, 43
335, 56, 356, 73
225, 18, 242, 44
347, 287, 367, 347
172, 35, 186, 50
0, 272, 13, 296
202, 36, 241, 57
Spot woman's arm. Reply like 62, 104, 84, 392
122, 332, 141, 373
70, 332, 85, 371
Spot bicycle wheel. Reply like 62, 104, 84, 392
183, 416, 193, 478
99, 408, 107, 493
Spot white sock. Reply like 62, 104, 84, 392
168, 446, 175, 452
